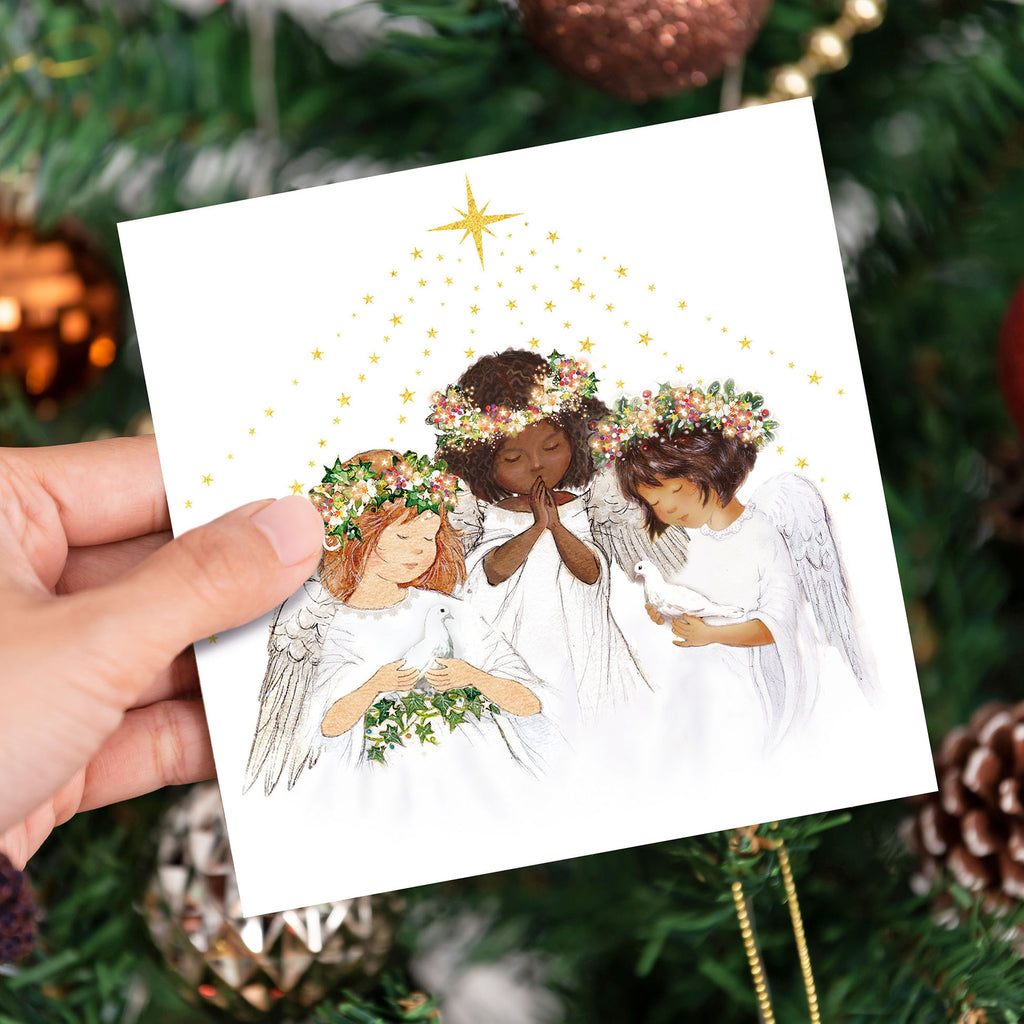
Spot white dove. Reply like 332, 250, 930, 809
398, 603, 455, 690
634, 560, 746, 621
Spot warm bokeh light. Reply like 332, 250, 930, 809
88, 335, 116, 368
60, 307, 90, 343
0, 296, 20, 331
25, 346, 58, 395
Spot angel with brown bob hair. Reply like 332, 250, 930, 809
430, 350, 668, 730
244, 449, 560, 794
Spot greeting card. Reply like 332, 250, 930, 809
119, 98, 935, 917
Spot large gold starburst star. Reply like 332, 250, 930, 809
429, 176, 520, 270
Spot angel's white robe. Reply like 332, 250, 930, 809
672, 505, 817, 752
317, 588, 561, 777
463, 495, 649, 730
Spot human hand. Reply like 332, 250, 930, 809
425, 657, 480, 692
645, 602, 665, 626
540, 481, 562, 529
370, 659, 421, 694
671, 614, 714, 648
528, 476, 550, 531
0, 436, 323, 869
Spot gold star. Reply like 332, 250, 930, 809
623, 320, 629, 327
383, 335, 390, 342
333, 417, 340, 425
615, 265, 627, 278
616, 379, 624, 389
677, 300, 687, 310
398, 415, 407, 423
264, 407, 274, 417
363, 293, 374, 304
416, 369, 421, 375
318, 438, 327, 448
390, 269, 398, 277
544, 300, 555, 311
796, 458, 808, 469
208, 635, 218, 645
515, 265, 523, 274
721, 326, 728, 333
547, 231, 558, 243
605, 303, 614, 312
808, 371, 822, 385
843, 493, 851, 501
465, 347, 475, 357
311, 348, 323, 360
227, 454, 233, 460
418, 278, 427, 287
400, 387, 415, 403
410, 247, 423, 259
507, 299, 517, 310
337, 394, 351, 407
554, 264, 560, 270
525, 337, 540, 349
429, 176, 520, 269
589, 293, 595, 300
706, 316, 711, 322
788, 361, 795, 369
648, 284, 656, 292
473, 285, 480, 292
579, 337, 594, 352
436, 254, 444, 261
675, 364, 684, 372
423, 348, 432, 356
184, 499, 193, 508
570, 277, 584, 292
292, 379, 298, 386
358, 374, 365, 381
563, 321, 571, 329
738, 336, 752, 349
290, 480, 304, 494
445, 276, 453, 285
390, 314, 402, 326
407, 296, 415, 304
529, 249, 536, 256
638, 331, 652, 346
470, 304, 480, 315
248, 427, 256, 436
369, 353, 381, 364
838, 388, 845, 396
202, 473, 213, 486
308, 460, 315, 467
776, 445, 784, 454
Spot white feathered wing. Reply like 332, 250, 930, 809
749, 473, 876, 702
243, 577, 340, 796
585, 466, 689, 580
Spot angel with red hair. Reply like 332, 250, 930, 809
244, 450, 558, 795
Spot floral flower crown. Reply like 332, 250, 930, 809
591, 379, 779, 467
429, 351, 599, 451
310, 452, 461, 550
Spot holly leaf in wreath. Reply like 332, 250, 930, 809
403, 691, 428, 715
447, 710, 466, 731
415, 721, 436, 743
382, 725, 404, 746
367, 746, 386, 765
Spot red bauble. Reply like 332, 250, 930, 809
999, 279, 1024, 440
519, 0, 773, 102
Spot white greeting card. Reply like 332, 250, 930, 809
120, 98, 935, 917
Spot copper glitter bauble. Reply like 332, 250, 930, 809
519, 0, 774, 102
142, 784, 402, 1021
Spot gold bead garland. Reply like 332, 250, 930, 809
773, 824, 821, 1024
731, 878, 776, 1023
741, 0, 886, 105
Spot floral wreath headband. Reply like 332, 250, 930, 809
590, 379, 779, 468
310, 452, 461, 550
428, 351, 599, 451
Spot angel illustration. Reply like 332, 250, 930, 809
428, 349, 738, 728
595, 379, 876, 748
243, 449, 560, 796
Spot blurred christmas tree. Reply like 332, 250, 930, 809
3, 0, 1024, 1019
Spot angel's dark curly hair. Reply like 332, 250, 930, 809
615, 430, 757, 538
434, 348, 609, 503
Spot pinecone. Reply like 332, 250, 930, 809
906, 702, 1024, 911
0, 853, 36, 962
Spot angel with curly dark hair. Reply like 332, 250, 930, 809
429, 349, 685, 729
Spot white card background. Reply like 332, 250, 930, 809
120, 99, 934, 917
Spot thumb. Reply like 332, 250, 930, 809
73, 495, 324, 691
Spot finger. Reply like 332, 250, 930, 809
397, 669, 420, 682
77, 699, 214, 813
65, 495, 324, 697
9, 435, 170, 548
673, 640, 686, 647
131, 649, 200, 709
56, 531, 171, 595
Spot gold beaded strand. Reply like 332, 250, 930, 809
772, 825, 821, 1024
730, 879, 776, 1024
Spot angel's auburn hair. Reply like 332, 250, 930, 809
436, 348, 609, 502
320, 502, 466, 603
615, 430, 757, 538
